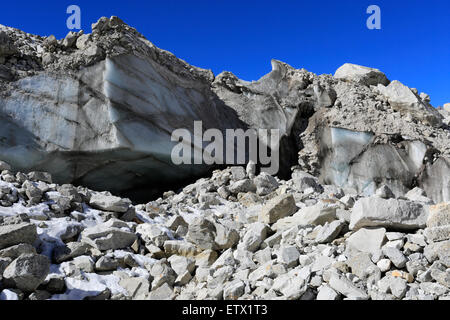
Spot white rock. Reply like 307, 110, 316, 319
334, 63, 389, 87
350, 196, 428, 230
346, 227, 386, 257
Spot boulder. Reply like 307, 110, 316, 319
89, 193, 131, 213
334, 63, 390, 87
0, 223, 37, 249
186, 217, 217, 250
376, 80, 442, 127
272, 202, 336, 231
81, 222, 137, 251
3, 253, 50, 292
259, 194, 297, 224
346, 227, 386, 257
350, 196, 428, 230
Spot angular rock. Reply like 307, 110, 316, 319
0, 223, 37, 250
81, 223, 137, 251
334, 63, 390, 87
259, 194, 297, 224
253, 172, 279, 196
119, 277, 150, 300
277, 246, 300, 268
382, 247, 407, 269
223, 280, 245, 300
3, 253, 50, 292
427, 203, 450, 228
186, 217, 217, 250
346, 227, 386, 257
315, 220, 345, 244
328, 274, 368, 300
317, 285, 339, 300
89, 193, 131, 213
350, 196, 428, 230
376, 80, 442, 127
273, 202, 336, 231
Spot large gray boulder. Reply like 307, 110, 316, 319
0, 222, 37, 249
3, 253, 50, 292
89, 193, 131, 213
81, 220, 137, 251
259, 194, 297, 224
350, 196, 428, 230
376, 80, 443, 127
334, 63, 390, 87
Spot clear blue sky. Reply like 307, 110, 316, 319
1, 0, 449, 106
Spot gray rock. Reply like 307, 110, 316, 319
315, 220, 345, 244
334, 63, 390, 87
389, 276, 408, 299
149, 261, 176, 289
277, 246, 300, 268
259, 194, 297, 224
168, 255, 195, 276
427, 202, 450, 228
375, 185, 395, 199
3, 253, 50, 292
328, 274, 369, 300
419, 282, 448, 296
0, 223, 37, 250
424, 240, 450, 264
223, 280, 245, 300
53, 242, 92, 263
0, 257, 12, 275
382, 247, 407, 268
273, 202, 336, 231
271, 273, 307, 299
377, 259, 392, 272
27, 171, 52, 184
136, 223, 169, 247
186, 217, 217, 250
292, 170, 323, 193
89, 193, 131, 213
95, 256, 119, 271
69, 255, 94, 273
253, 172, 279, 196
81, 222, 137, 251
425, 226, 450, 242
0, 161, 11, 171
148, 283, 174, 300
346, 252, 377, 279
239, 222, 269, 252
246, 160, 256, 179
119, 277, 150, 300
317, 285, 339, 300
228, 179, 256, 194
214, 223, 239, 250
346, 227, 386, 257
376, 80, 442, 127
230, 167, 246, 181
350, 196, 428, 230
165, 215, 188, 231
0, 243, 36, 259
0, 289, 19, 300
405, 187, 434, 204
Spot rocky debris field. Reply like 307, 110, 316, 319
0, 159, 449, 301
